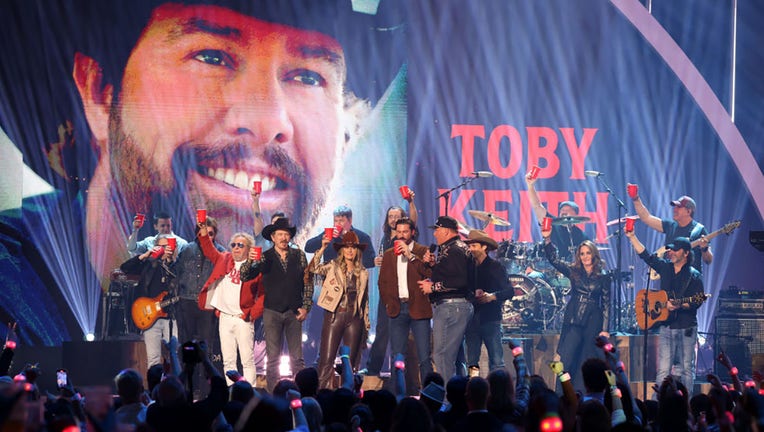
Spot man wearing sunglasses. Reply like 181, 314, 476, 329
197, 225, 263, 385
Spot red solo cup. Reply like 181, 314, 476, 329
135, 213, 145, 228
334, 224, 343, 238
251, 246, 262, 261
399, 185, 411, 200
542, 216, 553, 232
627, 183, 639, 199
253, 180, 262, 194
625, 217, 637, 232
196, 209, 207, 224
324, 227, 334, 240
528, 165, 541, 180
166, 237, 177, 251
394, 240, 405, 255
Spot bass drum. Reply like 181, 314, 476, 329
502, 274, 561, 332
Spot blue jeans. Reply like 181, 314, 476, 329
263, 308, 305, 392
389, 302, 433, 383
465, 316, 505, 372
366, 299, 390, 375
431, 299, 473, 379
656, 325, 697, 394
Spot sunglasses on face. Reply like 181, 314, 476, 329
230, 242, 247, 249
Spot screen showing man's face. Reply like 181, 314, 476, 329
106, 4, 346, 239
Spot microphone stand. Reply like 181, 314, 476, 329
641, 266, 651, 402
592, 174, 628, 333
436, 175, 483, 216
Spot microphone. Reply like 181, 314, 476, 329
472, 171, 494, 178
429, 244, 437, 253
584, 170, 604, 177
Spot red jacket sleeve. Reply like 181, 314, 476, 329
241, 274, 264, 322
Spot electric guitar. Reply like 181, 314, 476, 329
131, 291, 180, 331
635, 289, 710, 330
650, 220, 740, 280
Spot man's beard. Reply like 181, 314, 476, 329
106, 108, 328, 241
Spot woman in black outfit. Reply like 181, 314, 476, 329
542, 227, 610, 391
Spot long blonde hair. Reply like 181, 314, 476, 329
335, 245, 363, 276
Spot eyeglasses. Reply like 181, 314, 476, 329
230, 242, 247, 249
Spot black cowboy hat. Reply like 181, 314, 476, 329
262, 217, 296, 240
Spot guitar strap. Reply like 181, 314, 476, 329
689, 222, 704, 242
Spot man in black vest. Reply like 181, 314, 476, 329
241, 218, 313, 392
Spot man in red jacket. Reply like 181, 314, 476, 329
197, 224, 264, 385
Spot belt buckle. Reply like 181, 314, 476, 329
400, 297, 409, 303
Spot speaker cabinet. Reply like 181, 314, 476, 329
715, 318, 764, 378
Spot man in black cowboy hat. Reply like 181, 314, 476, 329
411, 215, 474, 379
463, 229, 511, 374
241, 217, 312, 392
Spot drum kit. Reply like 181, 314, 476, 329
468, 210, 594, 333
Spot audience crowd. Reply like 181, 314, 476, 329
1, 329, 763, 432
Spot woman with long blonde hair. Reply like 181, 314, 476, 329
308, 231, 370, 389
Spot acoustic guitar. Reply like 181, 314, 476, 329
131, 291, 180, 331
635, 289, 710, 330
649, 220, 740, 280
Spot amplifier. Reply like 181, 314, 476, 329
717, 299, 764, 316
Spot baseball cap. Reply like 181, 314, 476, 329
666, 237, 691, 252
670, 196, 696, 212
428, 216, 459, 230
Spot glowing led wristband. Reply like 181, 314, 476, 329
290, 399, 303, 409
730, 367, 739, 376
512, 346, 524, 357
558, 372, 571, 382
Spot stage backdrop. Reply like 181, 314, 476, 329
0, 0, 762, 348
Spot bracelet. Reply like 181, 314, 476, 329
290, 399, 303, 409
730, 367, 738, 376
512, 346, 524, 357
340, 354, 350, 360
558, 372, 571, 382
616, 361, 625, 372
394, 360, 406, 370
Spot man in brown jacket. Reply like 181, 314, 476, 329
378, 217, 433, 387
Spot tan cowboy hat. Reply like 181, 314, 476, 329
464, 229, 499, 251
332, 231, 368, 252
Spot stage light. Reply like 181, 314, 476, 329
84, 333, 95, 342
302, 332, 308, 343
698, 335, 706, 346
279, 355, 291, 377
368, 333, 376, 344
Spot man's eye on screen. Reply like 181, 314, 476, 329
193, 49, 235, 69
286, 69, 325, 87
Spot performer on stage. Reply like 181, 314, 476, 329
526, 173, 589, 261
120, 234, 178, 369
378, 217, 433, 388
307, 231, 370, 389
127, 212, 188, 257
625, 230, 704, 394
412, 216, 474, 380
630, 190, 712, 274
241, 217, 312, 392
196, 226, 263, 385
305, 205, 377, 268
541, 226, 610, 391
464, 230, 512, 374
367, 199, 418, 384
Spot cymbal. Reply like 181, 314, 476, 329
467, 210, 511, 227
551, 215, 590, 226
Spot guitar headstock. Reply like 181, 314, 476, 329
722, 220, 741, 235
